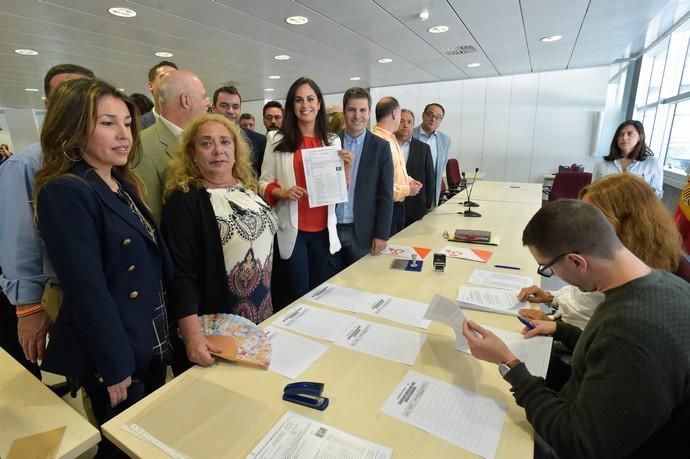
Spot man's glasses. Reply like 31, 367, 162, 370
424, 112, 443, 121
264, 115, 283, 121
537, 252, 576, 277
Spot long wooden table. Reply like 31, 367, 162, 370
0, 348, 100, 458
103, 182, 542, 458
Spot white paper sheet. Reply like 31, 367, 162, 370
468, 269, 533, 290
481, 326, 552, 378
306, 283, 379, 313
424, 294, 470, 351
334, 319, 427, 365
364, 295, 431, 329
381, 370, 506, 459
263, 326, 329, 379
301, 146, 348, 208
457, 286, 527, 315
273, 304, 355, 342
248, 411, 392, 459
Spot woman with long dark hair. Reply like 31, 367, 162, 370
259, 77, 351, 301
592, 120, 663, 197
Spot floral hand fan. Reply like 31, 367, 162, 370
198, 313, 271, 369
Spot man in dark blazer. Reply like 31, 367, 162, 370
212, 85, 266, 175
396, 109, 435, 226
329, 87, 394, 275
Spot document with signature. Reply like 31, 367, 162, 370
248, 411, 392, 459
334, 319, 426, 365
301, 146, 348, 208
381, 370, 506, 459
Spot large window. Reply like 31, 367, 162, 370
634, 19, 690, 178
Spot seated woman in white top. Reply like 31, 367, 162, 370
592, 120, 663, 198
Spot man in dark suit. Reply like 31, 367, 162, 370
329, 87, 394, 275
212, 85, 266, 176
396, 109, 435, 226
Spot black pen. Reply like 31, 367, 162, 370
494, 264, 520, 270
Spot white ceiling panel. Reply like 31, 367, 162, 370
0, 0, 683, 109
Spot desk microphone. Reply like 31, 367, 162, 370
463, 167, 480, 209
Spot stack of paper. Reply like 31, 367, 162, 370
468, 269, 533, 290
381, 370, 506, 459
457, 286, 527, 316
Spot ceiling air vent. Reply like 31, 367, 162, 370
443, 45, 477, 56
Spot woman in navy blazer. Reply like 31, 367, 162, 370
33, 79, 172, 443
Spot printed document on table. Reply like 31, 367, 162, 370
424, 294, 470, 352
306, 283, 380, 313
468, 269, 533, 290
364, 294, 431, 329
480, 326, 552, 378
457, 286, 527, 315
301, 146, 348, 208
263, 326, 329, 379
273, 304, 355, 342
247, 411, 392, 459
334, 319, 427, 365
381, 370, 506, 459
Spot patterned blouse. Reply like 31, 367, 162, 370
207, 184, 278, 324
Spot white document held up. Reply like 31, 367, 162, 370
457, 286, 527, 315
381, 370, 506, 459
482, 326, 552, 378
248, 411, 392, 459
468, 269, 534, 290
334, 319, 427, 365
306, 283, 379, 313
263, 326, 329, 379
273, 304, 355, 342
424, 294, 470, 351
301, 146, 348, 208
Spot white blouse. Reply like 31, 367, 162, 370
591, 156, 664, 198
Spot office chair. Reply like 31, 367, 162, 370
548, 172, 592, 201
442, 159, 463, 201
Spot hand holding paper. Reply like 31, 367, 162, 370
462, 320, 517, 365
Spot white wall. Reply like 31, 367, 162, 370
370, 66, 611, 183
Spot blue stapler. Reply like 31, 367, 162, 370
282, 382, 329, 411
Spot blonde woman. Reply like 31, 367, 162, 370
162, 113, 277, 372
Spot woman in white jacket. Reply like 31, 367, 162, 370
260, 77, 351, 300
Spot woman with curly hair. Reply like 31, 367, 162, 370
162, 113, 277, 372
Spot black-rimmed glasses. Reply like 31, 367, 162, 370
537, 252, 575, 277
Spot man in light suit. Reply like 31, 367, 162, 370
397, 109, 435, 226
212, 85, 266, 176
329, 87, 394, 274
140, 60, 178, 129
413, 103, 451, 207
136, 70, 209, 223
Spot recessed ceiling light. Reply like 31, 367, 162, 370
377, 58, 393, 64
349, 76, 361, 81
428, 25, 449, 34
108, 7, 137, 18
155, 51, 174, 58
15, 49, 38, 56
466, 62, 481, 68
285, 16, 308, 25
274, 55, 290, 60
118, 88, 126, 92
264, 88, 275, 92
25, 88, 39, 92
268, 75, 281, 79
540, 35, 562, 43
419, 9, 430, 21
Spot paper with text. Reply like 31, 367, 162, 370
306, 283, 379, 313
468, 269, 533, 290
334, 319, 427, 365
366, 295, 431, 329
301, 146, 348, 208
273, 304, 355, 342
382, 370, 506, 459
457, 286, 527, 315
264, 326, 329, 379
424, 294, 470, 351
248, 411, 392, 459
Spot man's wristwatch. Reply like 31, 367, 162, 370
498, 358, 521, 377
